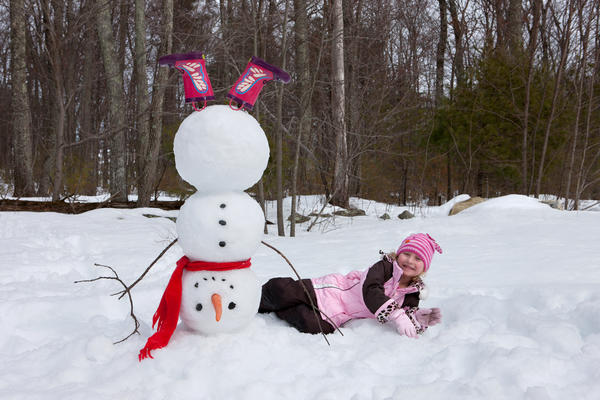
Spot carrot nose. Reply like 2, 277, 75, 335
211, 293, 222, 322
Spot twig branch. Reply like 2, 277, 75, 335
306, 192, 337, 232
261, 240, 343, 345
75, 263, 140, 344
114, 238, 179, 299
581, 200, 600, 211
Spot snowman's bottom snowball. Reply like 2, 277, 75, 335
179, 268, 261, 335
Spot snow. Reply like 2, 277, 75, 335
1, 194, 600, 399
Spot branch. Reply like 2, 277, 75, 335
261, 240, 343, 344
581, 201, 600, 211
115, 238, 179, 299
306, 191, 338, 232
75, 263, 140, 344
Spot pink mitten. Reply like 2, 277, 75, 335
389, 309, 417, 338
415, 308, 442, 328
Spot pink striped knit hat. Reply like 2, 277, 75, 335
396, 233, 443, 272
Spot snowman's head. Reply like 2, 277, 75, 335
179, 268, 261, 334
173, 105, 270, 192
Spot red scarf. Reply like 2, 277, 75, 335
138, 256, 251, 361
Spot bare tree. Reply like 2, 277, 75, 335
40, 0, 72, 201
96, 0, 127, 202
78, 0, 100, 196
447, 0, 464, 90
564, 0, 592, 208
574, 0, 600, 209
134, 0, 152, 206
436, 0, 448, 107
330, 0, 349, 208
506, 0, 523, 56
290, 0, 312, 237
146, 0, 173, 203
535, 0, 575, 198
10, 0, 35, 197
275, 0, 289, 236
520, 0, 541, 195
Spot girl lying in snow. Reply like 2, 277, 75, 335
259, 233, 442, 337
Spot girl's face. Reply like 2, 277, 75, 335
396, 251, 425, 278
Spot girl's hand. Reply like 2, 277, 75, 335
415, 308, 442, 327
389, 309, 417, 338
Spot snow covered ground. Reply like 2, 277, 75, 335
1, 194, 600, 400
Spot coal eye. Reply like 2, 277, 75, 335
196, 303, 203, 311
194, 282, 199, 288
228, 302, 236, 310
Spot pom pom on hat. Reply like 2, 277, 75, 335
396, 233, 442, 272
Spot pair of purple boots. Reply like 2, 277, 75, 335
159, 52, 290, 112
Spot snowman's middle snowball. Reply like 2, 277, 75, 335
176, 191, 265, 262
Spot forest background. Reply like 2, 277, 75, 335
1, 0, 599, 229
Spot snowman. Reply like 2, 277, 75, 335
139, 54, 288, 360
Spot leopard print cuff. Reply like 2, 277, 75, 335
404, 307, 427, 335
376, 301, 401, 323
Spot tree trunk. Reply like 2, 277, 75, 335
275, 0, 289, 237
330, 0, 349, 208
79, 2, 98, 196
521, 0, 541, 195
41, 0, 68, 202
535, 1, 574, 198
291, 0, 311, 237
96, 0, 128, 202
506, 0, 523, 56
135, 0, 152, 206
10, 0, 35, 197
447, 0, 464, 89
34, 4, 51, 197
575, 6, 599, 209
146, 0, 173, 204
564, 2, 591, 210
437, 0, 449, 199
435, 0, 447, 107
250, 0, 268, 234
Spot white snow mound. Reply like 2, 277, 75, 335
459, 194, 550, 214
